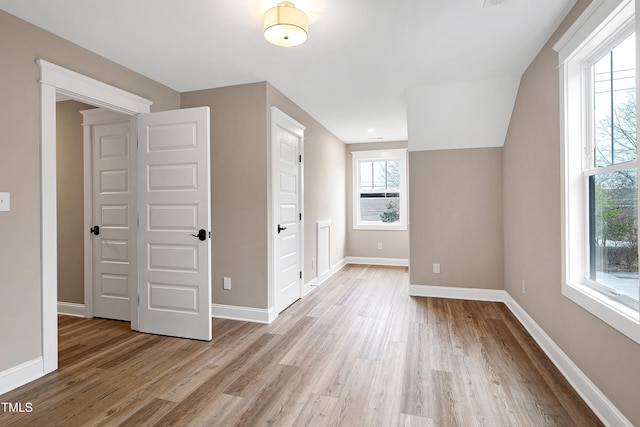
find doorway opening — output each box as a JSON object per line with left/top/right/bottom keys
{"left": 56, "top": 103, "right": 134, "bottom": 322}
{"left": 39, "top": 59, "right": 152, "bottom": 374}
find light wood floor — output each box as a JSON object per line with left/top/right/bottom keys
{"left": 1, "top": 265, "right": 601, "bottom": 426}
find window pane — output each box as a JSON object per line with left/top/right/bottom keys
{"left": 386, "top": 160, "right": 400, "bottom": 190}
{"left": 359, "top": 161, "right": 373, "bottom": 190}
{"left": 360, "top": 194, "right": 400, "bottom": 223}
{"left": 593, "top": 32, "right": 636, "bottom": 167}
{"left": 589, "top": 169, "right": 639, "bottom": 303}
{"left": 372, "top": 161, "right": 386, "bottom": 190}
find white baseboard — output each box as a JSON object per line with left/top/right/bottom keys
{"left": 504, "top": 294, "right": 632, "bottom": 427}
{"left": 305, "top": 257, "right": 348, "bottom": 298}
{"left": 409, "top": 284, "right": 506, "bottom": 302}
{"left": 57, "top": 302, "right": 86, "bottom": 317}
{"left": 346, "top": 256, "right": 408, "bottom": 267}
{"left": 322, "top": 257, "right": 347, "bottom": 284}
{"left": 0, "top": 358, "right": 44, "bottom": 396}
{"left": 303, "top": 278, "right": 318, "bottom": 297}
{"left": 211, "top": 303, "right": 274, "bottom": 324}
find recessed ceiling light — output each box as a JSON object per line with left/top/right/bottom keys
{"left": 367, "top": 128, "right": 376, "bottom": 133}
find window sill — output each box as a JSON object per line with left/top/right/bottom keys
{"left": 562, "top": 281, "right": 640, "bottom": 345}
{"left": 353, "top": 223, "right": 407, "bottom": 231}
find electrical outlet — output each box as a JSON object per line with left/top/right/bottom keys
{"left": 433, "top": 263, "right": 440, "bottom": 274}
{"left": 223, "top": 277, "right": 231, "bottom": 290}
{"left": 377, "top": 242, "right": 383, "bottom": 250}
{"left": 311, "top": 258, "right": 315, "bottom": 269}
{"left": 0, "top": 192, "right": 10, "bottom": 212}
{"left": 521, "top": 280, "right": 526, "bottom": 294}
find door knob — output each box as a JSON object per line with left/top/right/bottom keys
{"left": 190, "top": 229, "right": 207, "bottom": 241}
{"left": 90, "top": 225, "right": 100, "bottom": 236}
{"left": 277, "top": 224, "right": 287, "bottom": 234}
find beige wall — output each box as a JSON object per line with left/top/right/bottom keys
{"left": 346, "top": 141, "right": 409, "bottom": 259}
{"left": 409, "top": 148, "right": 504, "bottom": 289}
{"left": 181, "top": 83, "right": 269, "bottom": 309}
{"left": 56, "top": 100, "right": 94, "bottom": 304}
{"left": 181, "top": 82, "right": 347, "bottom": 309}
{"left": 0, "top": 10, "right": 180, "bottom": 372}
{"left": 267, "top": 84, "right": 347, "bottom": 291}
{"left": 503, "top": 0, "right": 640, "bottom": 423}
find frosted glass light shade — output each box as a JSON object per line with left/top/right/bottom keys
{"left": 264, "top": 1, "right": 308, "bottom": 47}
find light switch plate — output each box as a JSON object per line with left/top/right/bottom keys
{"left": 0, "top": 192, "right": 10, "bottom": 212}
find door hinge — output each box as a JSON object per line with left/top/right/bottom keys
{"left": 299, "top": 154, "right": 302, "bottom": 163}
{"left": 300, "top": 271, "right": 302, "bottom": 279}
{"left": 137, "top": 295, "right": 140, "bottom": 306}
{"left": 299, "top": 213, "right": 302, "bottom": 221}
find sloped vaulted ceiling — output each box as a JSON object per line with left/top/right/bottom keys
{"left": 0, "top": 0, "right": 576, "bottom": 149}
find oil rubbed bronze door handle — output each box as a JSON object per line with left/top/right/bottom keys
{"left": 190, "top": 229, "right": 207, "bottom": 241}
{"left": 277, "top": 224, "right": 287, "bottom": 234}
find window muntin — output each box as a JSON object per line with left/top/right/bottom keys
{"left": 352, "top": 149, "right": 407, "bottom": 230}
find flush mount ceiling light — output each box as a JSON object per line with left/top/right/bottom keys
{"left": 482, "top": 0, "right": 511, "bottom": 7}
{"left": 264, "top": 1, "right": 308, "bottom": 47}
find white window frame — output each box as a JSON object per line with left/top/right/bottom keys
{"left": 555, "top": 0, "right": 640, "bottom": 344}
{"left": 352, "top": 149, "right": 407, "bottom": 231}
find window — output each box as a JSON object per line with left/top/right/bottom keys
{"left": 555, "top": 0, "right": 639, "bottom": 343}
{"left": 352, "top": 149, "right": 407, "bottom": 230}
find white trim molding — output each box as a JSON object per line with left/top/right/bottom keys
{"left": 303, "top": 278, "right": 318, "bottom": 297}
{"left": 38, "top": 60, "right": 153, "bottom": 115}
{"left": 409, "top": 284, "right": 505, "bottom": 302}
{"left": 351, "top": 149, "right": 408, "bottom": 231}
{"left": 211, "top": 304, "right": 275, "bottom": 324}
{"left": 304, "top": 257, "right": 348, "bottom": 297}
{"left": 553, "top": 0, "right": 640, "bottom": 345}
{"left": 0, "top": 358, "right": 44, "bottom": 396}
{"left": 327, "top": 258, "right": 348, "bottom": 281}
{"left": 504, "top": 294, "right": 633, "bottom": 427}
{"left": 38, "top": 59, "right": 153, "bottom": 378}
{"left": 346, "top": 256, "right": 408, "bottom": 267}
{"left": 57, "top": 302, "right": 86, "bottom": 317}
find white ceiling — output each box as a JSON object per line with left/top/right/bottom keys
{"left": 0, "top": 0, "right": 575, "bottom": 145}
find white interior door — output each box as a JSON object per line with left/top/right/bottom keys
{"left": 89, "top": 116, "right": 133, "bottom": 321}
{"left": 272, "top": 108, "right": 304, "bottom": 314}
{"left": 137, "top": 107, "right": 211, "bottom": 341}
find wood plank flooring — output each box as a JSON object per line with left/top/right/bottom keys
{"left": 0, "top": 265, "right": 602, "bottom": 426}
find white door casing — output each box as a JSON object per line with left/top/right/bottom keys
{"left": 137, "top": 107, "right": 212, "bottom": 341}
{"left": 82, "top": 109, "right": 134, "bottom": 321}
{"left": 39, "top": 59, "right": 152, "bottom": 375}
{"left": 271, "top": 107, "right": 305, "bottom": 314}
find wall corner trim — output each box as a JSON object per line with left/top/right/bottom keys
{"left": 0, "top": 358, "right": 44, "bottom": 396}
{"left": 57, "top": 302, "right": 86, "bottom": 318}
{"left": 503, "top": 293, "right": 633, "bottom": 427}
